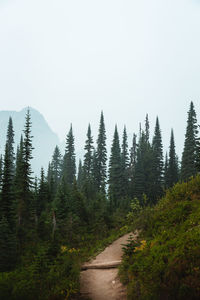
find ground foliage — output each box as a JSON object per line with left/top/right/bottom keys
{"left": 120, "top": 175, "right": 200, "bottom": 300}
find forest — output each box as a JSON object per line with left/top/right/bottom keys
{"left": 0, "top": 101, "right": 200, "bottom": 299}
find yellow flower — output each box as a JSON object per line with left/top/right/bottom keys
{"left": 134, "top": 240, "right": 147, "bottom": 252}
{"left": 61, "top": 245, "right": 68, "bottom": 253}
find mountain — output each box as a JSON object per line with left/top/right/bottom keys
{"left": 0, "top": 107, "right": 60, "bottom": 175}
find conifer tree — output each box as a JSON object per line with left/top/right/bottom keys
{"left": 181, "top": 101, "right": 199, "bottom": 180}
{"left": 96, "top": 112, "right": 107, "bottom": 194}
{"left": 164, "top": 152, "right": 169, "bottom": 189}
{"left": 63, "top": 125, "right": 76, "bottom": 186}
{"left": 129, "top": 134, "right": 137, "bottom": 198}
{"left": 1, "top": 143, "right": 16, "bottom": 230}
{"left": 166, "top": 129, "right": 179, "bottom": 187}
{"left": 51, "top": 146, "right": 62, "bottom": 189}
{"left": 121, "top": 126, "right": 129, "bottom": 198}
{"left": 83, "top": 124, "right": 94, "bottom": 179}
{"left": 6, "top": 117, "right": 15, "bottom": 173}
{"left": 151, "top": 117, "right": 164, "bottom": 202}
{"left": 145, "top": 114, "right": 150, "bottom": 143}
{"left": 108, "top": 126, "right": 122, "bottom": 208}
{"left": 77, "top": 159, "right": 83, "bottom": 189}
{"left": 23, "top": 109, "right": 34, "bottom": 191}
{"left": 37, "top": 168, "right": 49, "bottom": 238}
{"left": 14, "top": 136, "right": 25, "bottom": 226}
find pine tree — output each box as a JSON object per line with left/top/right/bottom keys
{"left": 108, "top": 126, "right": 122, "bottom": 209}
{"left": 23, "top": 109, "right": 34, "bottom": 191}
{"left": 166, "top": 129, "right": 179, "bottom": 187}
{"left": 145, "top": 114, "right": 150, "bottom": 143}
{"left": 83, "top": 124, "right": 94, "bottom": 179}
{"left": 129, "top": 133, "right": 137, "bottom": 198}
{"left": 6, "top": 117, "right": 15, "bottom": 174}
{"left": 63, "top": 125, "right": 76, "bottom": 186}
{"left": 151, "top": 117, "right": 164, "bottom": 203}
{"left": 37, "top": 168, "right": 49, "bottom": 238}
{"left": 14, "top": 136, "right": 25, "bottom": 226}
{"left": 96, "top": 112, "right": 107, "bottom": 194}
{"left": 77, "top": 159, "right": 83, "bottom": 189}
{"left": 181, "top": 101, "right": 199, "bottom": 180}
{"left": 121, "top": 126, "right": 129, "bottom": 198}
{"left": 51, "top": 146, "right": 62, "bottom": 189}
{"left": 164, "top": 152, "right": 169, "bottom": 189}
{"left": 1, "top": 143, "right": 16, "bottom": 230}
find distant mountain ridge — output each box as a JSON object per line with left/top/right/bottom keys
{"left": 0, "top": 107, "right": 60, "bottom": 175}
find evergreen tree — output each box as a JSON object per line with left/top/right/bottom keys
{"left": 6, "top": 117, "right": 15, "bottom": 173}
{"left": 181, "top": 101, "right": 199, "bottom": 180}
{"left": 14, "top": 136, "right": 25, "bottom": 226}
{"left": 129, "top": 134, "right": 137, "bottom": 198}
{"left": 1, "top": 143, "right": 16, "bottom": 230}
{"left": 77, "top": 159, "right": 83, "bottom": 189}
{"left": 37, "top": 168, "right": 49, "bottom": 238}
{"left": 96, "top": 112, "right": 107, "bottom": 194}
{"left": 166, "top": 129, "right": 179, "bottom": 187}
{"left": 108, "top": 126, "right": 122, "bottom": 208}
{"left": 145, "top": 114, "right": 150, "bottom": 143}
{"left": 134, "top": 129, "right": 154, "bottom": 205}
{"left": 23, "top": 109, "right": 34, "bottom": 191}
{"left": 164, "top": 152, "right": 169, "bottom": 189}
{"left": 151, "top": 117, "right": 164, "bottom": 203}
{"left": 121, "top": 126, "right": 129, "bottom": 198}
{"left": 63, "top": 125, "right": 76, "bottom": 186}
{"left": 51, "top": 145, "right": 62, "bottom": 190}
{"left": 83, "top": 124, "right": 94, "bottom": 179}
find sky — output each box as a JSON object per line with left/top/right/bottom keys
{"left": 0, "top": 0, "right": 200, "bottom": 157}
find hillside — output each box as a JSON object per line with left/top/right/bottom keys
{"left": 0, "top": 107, "right": 60, "bottom": 175}
{"left": 120, "top": 176, "right": 200, "bottom": 300}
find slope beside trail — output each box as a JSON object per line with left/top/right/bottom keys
{"left": 80, "top": 233, "right": 136, "bottom": 300}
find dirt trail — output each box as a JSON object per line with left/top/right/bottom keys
{"left": 80, "top": 233, "right": 136, "bottom": 300}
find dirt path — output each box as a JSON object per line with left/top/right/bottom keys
{"left": 80, "top": 233, "right": 136, "bottom": 300}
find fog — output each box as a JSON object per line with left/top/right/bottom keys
{"left": 0, "top": 0, "right": 200, "bottom": 157}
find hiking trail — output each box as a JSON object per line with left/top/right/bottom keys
{"left": 80, "top": 232, "right": 137, "bottom": 300}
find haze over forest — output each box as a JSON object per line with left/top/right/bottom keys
{"left": 0, "top": 0, "right": 200, "bottom": 159}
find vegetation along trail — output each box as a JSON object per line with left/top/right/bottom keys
{"left": 80, "top": 233, "right": 136, "bottom": 300}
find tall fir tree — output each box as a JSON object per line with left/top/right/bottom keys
{"left": 14, "top": 136, "right": 25, "bottom": 226}
{"left": 51, "top": 145, "right": 62, "bottom": 190}
{"left": 166, "top": 129, "right": 179, "bottom": 188}
{"left": 77, "top": 159, "right": 83, "bottom": 189}
{"left": 6, "top": 117, "right": 15, "bottom": 174}
{"left": 63, "top": 125, "right": 76, "bottom": 186}
{"left": 96, "top": 112, "right": 107, "bottom": 194}
{"left": 129, "top": 133, "right": 137, "bottom": 198}
{"left": 108, "top": 126, "right": 122, "bottom": 209}
{"left": 83, "top": 124, "right": 94, "bottom": 179}
{"left": 23, "top": 109, "right": 34, "bottom": 191}
{"left": 121, "top": 126, "right": 129, "bottom": 198}
{"left": 181, "top": 101, "right": 199, "bottom": 180}
{"left": 1, "top": 143, "right": 16, "bottom": 230}
{"left": 151, "top": 117, "right": 164, "bottom": 203}
{"left": 164, "top": 152, "right": 169, "bottom": 189}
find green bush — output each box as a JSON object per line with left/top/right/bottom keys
{"left": 0, "top": 244, "right": 80, "bottom": 300}
{"left": 120, "top": 175, "right": 200, "bottom": 300}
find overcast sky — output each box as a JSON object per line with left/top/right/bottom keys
{"left": 0, "top": 0, "right": 200, "bottom": 157}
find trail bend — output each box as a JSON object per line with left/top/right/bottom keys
{"left": 80, "top": 232, "right": 137, "bottom": 300}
